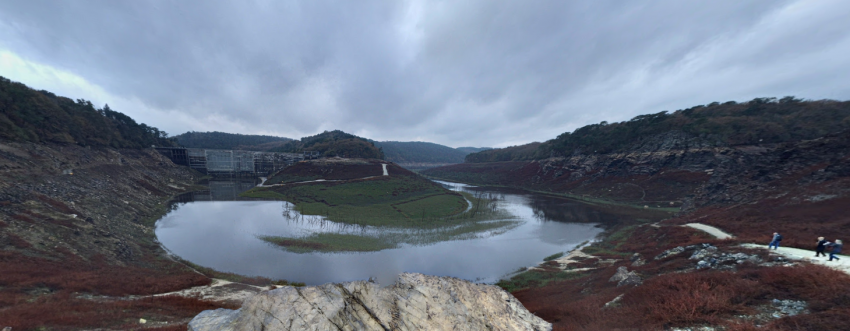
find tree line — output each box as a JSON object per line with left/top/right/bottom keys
{"left": 172, "top": 131, "right": 291, "bottom": 150}
{"left": 0, "top": 76, "right": 173, "bottom": 148}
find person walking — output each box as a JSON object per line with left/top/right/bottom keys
{"left": 826, "top": 239, "right": 842, "bottom": 261}
{"left": 768, "top": 232, "right": 782, "bottom": 250}
{"left": 816, "top": 237, "right": 828, "bottom": 257}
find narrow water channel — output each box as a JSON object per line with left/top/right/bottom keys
{"left": 155, "top": 179, "right": 629, "bottom": 285}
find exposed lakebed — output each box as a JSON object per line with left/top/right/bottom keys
{"left": 155, "top": 179, "right": 647, "bottom": 285}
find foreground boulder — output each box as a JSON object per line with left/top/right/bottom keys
{"left": 189, "top": 273, "right": 551, "bottom": 331}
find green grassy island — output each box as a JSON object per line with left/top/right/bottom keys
{"left": 242, "top": 158, "right": 516, "bottom": 252}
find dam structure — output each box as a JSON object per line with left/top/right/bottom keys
{"left": 155, "top": 147, "right": 303, "bottom": 177}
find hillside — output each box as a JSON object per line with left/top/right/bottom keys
{"left": 270, "top": 130, "right": 384, "bottom": 159}
{"left": 173, "top": 131, "right": 291, "bottom": 151}
{"left": 374, "top": 141, "right": 467, "bottom": 164}
{"left": 0, "top": 76, "right": 173, "bottom": 148}
{"left": 428, "top": 97, "right": 850, "bottom": 210}
{"left": 463, "top": 97, "right": 850, "bottom": 163}
{"left": 424, "top": 98, "right": 850, "bottom": 238}
{"left": 455, "top": 146, "right": 492, "bottom": 154}
{"left": 463, "top": 142, "right": 541, "bottom": 163}
{"left": 0, "top": 80, "right": 237, "bottom": 329}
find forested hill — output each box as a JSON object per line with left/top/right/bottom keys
{"left": 465, "top": 97, "right": 850, "bottom": 163}
{"left": 373, "top": 141, "right": 478, "bottom": 164}
{"left": 455, "top": 147, "right": 492, "bottom": 154}
{"left": 271, "top": 130, "right": 384, "bottom": 159}
{"left": 173, "top": 131, "right": 291, "bottom": 151}
{"left": 464, "top": 143, "right": 541, "bottom": 163}
{"left": 0, "top": 76, "right": 173, "bottom": 148}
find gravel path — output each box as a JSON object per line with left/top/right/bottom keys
{"left": 683, "top": 223, "right": 734, "bottom": 239}
{"left": 742, "top": 244, "right": 850, "bottom": 274}
{"left": 684, "top": 223, "right": 850, "bottom": 275}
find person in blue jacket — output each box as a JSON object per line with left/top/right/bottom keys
{"left": 768, "top": 232, "right": 782, "bottom": 250}
{"left": 825, "top": 239, "right": 842, "bottom": 261}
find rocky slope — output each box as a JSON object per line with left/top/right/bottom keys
{"left": 423, "top": 130, "right": 850, "bottom": 212}
{"left": 0, "top": 141, "right": 196, "bottom": 263}
{"left": 0, "top": 140, "right": 235, "bottom": 330}
{"left": 188, "top": 273, "right": 551, "bottom": 331}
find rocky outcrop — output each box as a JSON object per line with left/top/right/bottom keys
{"left": 188, "top": 273, "right": 551, "bottom": 331}
{"left": 608, "top": 266, "right": 642, "bottom": 287}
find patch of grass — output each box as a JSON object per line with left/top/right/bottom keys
{"left": 607, "top": 225, "right": 637, "bottom": 244}
{"left": 393, "top": 193, "right": 467, "bottom": 219}
{"left": 497, "top": 269, "right": 588, "bottom": 292}
{"left": 543, "top": 252, "right": 564, "bottom": 261}
{"left": 581, "top": 246, "right": 632, "bottom": 257}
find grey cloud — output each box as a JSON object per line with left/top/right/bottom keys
{"left": 0, "top": 0, "right": 847, "bottom": 147}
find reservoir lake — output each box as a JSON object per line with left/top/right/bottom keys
{"left": 155, "top": 179, "right": 627, "bottom": 285}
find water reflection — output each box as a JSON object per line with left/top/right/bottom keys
{"left": 155, "top": 179, "right": 657, "bottom": 285}
{"left": 172, "top": 178, "right": 260, "bottom": 202}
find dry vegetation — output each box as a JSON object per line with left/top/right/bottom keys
{"left": 0, "top": 248, "right": 235, "bottom": 330}
{"left": 509, "top": 225, "right": 850, "bottom": 331}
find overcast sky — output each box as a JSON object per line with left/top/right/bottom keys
{"left": 1, "top": 1, "right": 849, "bottom": 148}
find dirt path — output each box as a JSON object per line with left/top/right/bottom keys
{"left": 683, "top": 223, "right": 734, "bottom": 239}
{"left": 685, "top": 223, "right": 850, "bottom": 275}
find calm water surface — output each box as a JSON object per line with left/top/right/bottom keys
{"left": 156, "top": 179, "right": 617, "bottom": 285}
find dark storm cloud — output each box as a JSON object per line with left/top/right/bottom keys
{"left": 1, "top": 0, "right": 848, "bottom": 147}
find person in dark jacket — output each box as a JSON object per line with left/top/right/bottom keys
{"left": 816, "top": 237, "right": 828, "bottom": 257}
{"left": 768, "top": 232, "right": 782, "bottom": 250}
{"left": 825, "top": 239, "right": 842, "bottom": 261}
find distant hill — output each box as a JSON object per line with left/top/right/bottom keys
{"left": 455, "top": 147, "right": 492, "bottom": 154}
{"left": 464, "top": 143, "right": 542, "bottom": 163}
{"left": 271, "top": 130, "right": 384, "bottom": 159}
{"left": 173, "top": 131, "right": 291, "bottom": 151}
{"left": 0, "top": 76, "right": 173, "bottom": 148}
{"left": 372, "top": 141, "right": 492, "bottom": 170}
{"left": 374, "top": 141, "right": 468, "bottom": 164}
{"left": 464, "top": 97, "right": 850, "bottom": 163}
